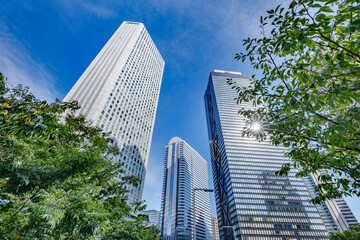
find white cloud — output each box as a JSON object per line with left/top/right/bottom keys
{"left": 55, "top": 0, "right": 118, "bottom": 19}
{"left": 147, "top": 0, "right": 288, "bottom": 71}
{"left": 79, "top": 1, "right": 117, "bottom": 19}
{"left": 0, "top": 21, "right": 61, "bottom": 102}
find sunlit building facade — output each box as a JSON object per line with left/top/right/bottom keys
{"left": 159, "top": 137, "right": 212, "bottom": 240}
{"left": 63, "top": 21, "right": 164, "bottom": 203}
{"left": 204, "top": 70, "right": 329, "bottom": 240}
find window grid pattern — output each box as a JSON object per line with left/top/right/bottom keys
{"left": 204, "top": 71, "right": 329, "bottom": 239}
{"left": 159, "top": 137, "right": 212, "bottom": 240}
{"left": 64, "top": 22, "right": 164, "bottom": 203}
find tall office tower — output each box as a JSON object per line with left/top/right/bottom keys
{"left": 304, "top": 172, "right": 358, "bottom": 233}
{"left": 211, "top": 216, "right": 220, "bottom": 240}
{"left": 63, "top": 21, "right": 164, "bottom": 203}
{"left": 159, "top": 137, "right": 212, "bottom": 240}
{"left": 204, "top": 70, "right": 329, "bottom": 240}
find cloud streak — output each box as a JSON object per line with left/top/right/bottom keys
{"left": 0, "top": 20, "right": 61, "bottom": 102}
{"left": 79, "top": 1, "right": 117, "bottom": 19}
{"left": 55, "top": 0, "right": 118, "bottom": 19}
{"left": 147, "top": 0, "right": 288, "bottom": 74}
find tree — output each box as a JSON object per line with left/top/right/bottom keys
{"left": 330, "top": 224, "right": 360, "bottom": 240}
{"left": 0, "top": 73, "right": 159, "bottom": 239}
{"left": 230, "top": 0, "right": 360, "bottom": 203}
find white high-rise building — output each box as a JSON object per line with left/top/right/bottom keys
{"left": 211, "top": 216, "right": 220, "bottom": 240}
{"left": 63, "top": 21, "right": 164, "bottom": 203}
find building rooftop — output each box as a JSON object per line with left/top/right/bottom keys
{"left": 213, "top": 69, "right": 242, "bottom": 75}
{"left": 168, "top": 136, "right": 182, "bottom": 144}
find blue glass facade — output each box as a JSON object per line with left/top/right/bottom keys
{"left": 204, "top": 71, "right": 329, "bottom": 240}
{"left": 159, "top": 137, "right": 212, "bottom": 240}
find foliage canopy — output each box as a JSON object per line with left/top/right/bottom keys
{"left": 329, "top": 224, "right": 360, "bottom": 240}
{"left": 230, "top": 0, "right": 360, "bottom": 203}
{"left": 0, "top": 73, "right": 159, "bottom": 239}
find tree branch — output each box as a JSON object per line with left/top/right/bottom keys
{"left": 301, "top": 2, "right": 360, "bottom": 59}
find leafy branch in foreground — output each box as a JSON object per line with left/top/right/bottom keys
{"left": 0, "top": 73, "right": 159, "bottom": 239}
{"left": 330, "top": 224, "right": 360, "bottom": 240}
{"left": 230, "top": 0, "right": 360, "bottom": 203}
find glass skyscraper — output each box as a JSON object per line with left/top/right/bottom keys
{"left": 159, "top": 137, "right": 212, "bottom": 240}
{"left": 204, "top": 70, "right": 329, "bottom": 240}
{"left": 63, "top": 21, "right": 164, "bottom": 203}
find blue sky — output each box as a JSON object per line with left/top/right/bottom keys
{"left": 1, "top": 0, "right": 359, "bottom": 220}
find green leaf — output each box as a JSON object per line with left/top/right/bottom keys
{"left": 336, "top": 51, "right": 344, "bottom": 61}
{"left": 349, "top": 19, "right": 360, "bottom": 28}
{"left": 319, "top": 6, "right": 333, "bottom": 13}
{"left": 315, "top": 13, "right": 326, "bottom": 22}
{"left": 335, "top": 125, "right": 346, "bottom": 132}
{"left": 310, "top": 3, "right": 322, "bottom": 8}
{"left": 337, "top": 26, "right": 347, "bottom": 33}
{"left": 289, "top": 0, "right": 296, "bottom": 9}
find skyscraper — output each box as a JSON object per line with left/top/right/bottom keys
{"left": 304, "top": 172, "right": 358, "bottom": 233}
{"left": 211, "top": 216, "right": 220, "bottom": 240}
{"left": 204, "top": 70, "right": 329, "bottom": 240}
{"left": 63, "top": 21, "right": 164, "bottom": 203}
{"left": 159, "top": 137, "right": 212, "bottom": 240}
